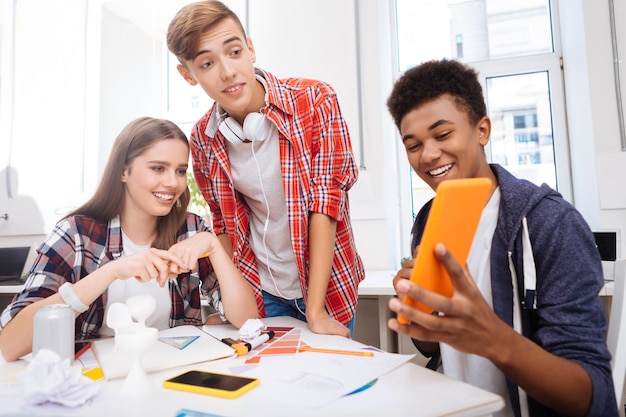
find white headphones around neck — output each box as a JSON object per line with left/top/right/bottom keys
{"left": 219, "top": 112, "right": 276, "bottom": 144}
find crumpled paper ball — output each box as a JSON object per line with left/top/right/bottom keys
{"left": 19, "top": 348, "right": 100, "bottom": 408}
{"left": 238, "top": 318, "right": 267, "bottom": 340}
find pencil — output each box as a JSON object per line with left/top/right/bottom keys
{"left": 298, "top": 346, "right": 374, "bottom": 357}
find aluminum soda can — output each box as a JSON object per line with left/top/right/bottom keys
{"left": 33, "top": 304, "right": 74, "bottom": 363}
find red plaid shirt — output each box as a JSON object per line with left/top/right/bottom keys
{"left": 190, "top": 69, "right": 365, "bottom": 326}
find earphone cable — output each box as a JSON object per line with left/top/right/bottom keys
{"left": 250, "top": 141, "right": 306, "bottom": 317}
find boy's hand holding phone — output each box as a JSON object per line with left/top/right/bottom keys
{"left": 398, "top": 178, "right": 491, "bottom": 322}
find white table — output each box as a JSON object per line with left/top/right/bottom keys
{"left": 357, "top": 270, "right": 397, "bottom": 352}
{"left": 3, "top": 267, "right": 613, "bottom": 352}
{"left": 358, "top": 269, "right": 617, "bottom": 353}
{"left": 1, "top": 272, "right": 400, "bottom": 350}
{"left": 0, "top": 281, "right": 24, "bottom": 294}
{"left": 0, "top": 317, "right": 504, "bottom": 417}
{"left": 600, "top": 281, "right": 614, "bottom": 297}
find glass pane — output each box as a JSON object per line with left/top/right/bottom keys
{"left": 409, "top": 72, "right": 558, "bottom": 214}
{"left": 395, "top": 0, "right": 553, "bottom": 70}
{"left": 485, "top": 72, "right": 557, "bottom": 189}
{"left": 166, "top": 52, "right": 215, "bottom": 125}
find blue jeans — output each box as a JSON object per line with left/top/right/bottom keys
{"left": 262, "top": 290, "right": 356, "bottom": 337}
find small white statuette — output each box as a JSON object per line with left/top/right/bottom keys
{"left": 106, "top": 295, "right": 158, "bottom": 396}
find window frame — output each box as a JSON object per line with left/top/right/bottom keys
{"left": 391, "top": 0, "right": 571, "bottom": 257}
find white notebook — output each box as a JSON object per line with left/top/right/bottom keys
{"left": 92, "top": 325, "right": 236, "bottom": 380}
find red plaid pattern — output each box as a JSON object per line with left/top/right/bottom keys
{"left": 190, "top": 69, "right": 365, "bottom": 325}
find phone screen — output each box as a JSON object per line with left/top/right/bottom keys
{"left": 163, "top": 370, "right": 259, "bottom": 398}
{"left": 169, "top": 370, "right": 254, "bottom": 391}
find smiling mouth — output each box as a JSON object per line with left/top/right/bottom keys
{"left": 224, "top": 84, "right": 242, "bottom": 93}
{"left": 428, "top": 163, "right": 453, "bottom": 177}
{"left": 153, "top": 192, "right": 175, "bottom": 201}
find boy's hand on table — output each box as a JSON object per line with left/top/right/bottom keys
{"left": 307, "top": 310, "right": 350, "bottom": 338}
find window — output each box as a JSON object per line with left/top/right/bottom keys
{"left": 0, "top": 0, "right": 227, "bottom": 231}
{"left": 394, "top": 0, "right": 570, "bottom": 218}
{"left": 0, "top": 0, "right": 92, "bottom": 198}
{"left": 487, "top": 71, "right": 557, "bottom": 187}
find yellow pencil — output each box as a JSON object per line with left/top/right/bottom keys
{"left": 167, "top": 252, "right": 211, "bottom": 264}
{"left": 298, "top": 346, "right": 374, "bottom": 357}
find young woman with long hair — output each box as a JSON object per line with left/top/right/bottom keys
{"left": 0, "top": 117, "right": 258, "bottom": 362}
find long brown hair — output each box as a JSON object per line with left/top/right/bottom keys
{"left": 66, "top": 117, "right": 191, "bottom": 249}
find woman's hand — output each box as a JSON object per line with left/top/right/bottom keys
{"left": 106, "top": 248, "right": 185, "bottom": 287}
{"left": 167, "top": 232, "right": 216, "bottom": 273}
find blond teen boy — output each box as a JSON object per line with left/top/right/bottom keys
{"left": 167, "top": 1, "right": 364, "bottom": 337}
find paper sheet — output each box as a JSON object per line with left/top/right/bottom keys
{"left": 232, "top": 349, "right": 414, "bottom": 409}
{"left": 92, "top": 325, "right": 235, "bottom": 380}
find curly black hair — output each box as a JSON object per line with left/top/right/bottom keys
{"left": 386, "top": 59, "right": 487, "bottom": 131}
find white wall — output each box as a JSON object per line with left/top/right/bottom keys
{"left": 560, "top": 0, "right": 626, "bottom": 257}
{"left": 248, "top": 0, "right": 400, "bottom": 270}
{"left": 1, "top": 0, "right": 625, "bottom": 268}
{"left": 0, "top": 0, "right": 98, "bottom": 269}
{"left": 98, "top": 7, "right": 166, "bottom": 172}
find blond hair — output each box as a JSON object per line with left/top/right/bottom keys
{"left": 167, "top": 0, "right": 246, "bottom": 62}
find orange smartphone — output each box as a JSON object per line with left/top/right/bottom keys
{"left": 398, "top": 178, "right": 492, "bottom": 322}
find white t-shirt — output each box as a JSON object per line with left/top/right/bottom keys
{"left": 439, "top": 187, "right": 514, "bottom": 417}
{"left": 227, "top": 133, "right": 302, "bottom": 300}
{"left": 99, "top": 232, "right": 171, "bottom": 336}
